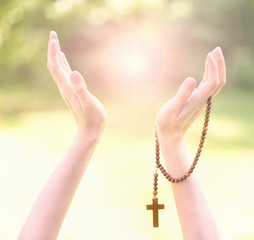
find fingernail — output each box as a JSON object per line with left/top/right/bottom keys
{"left": 51, "top": 39, "right": 60, "bottom": 52}
{"left": 185, "top": 77, "right": 196, "bottom": 87}
{"left": 71, "top": 71, "right": 79, "bottom": 79}
{"left": 214, "top": 46, "right": 222, "bottom": 53}
{"left": 50, "top": 31, "right": 57, "bottom": 39}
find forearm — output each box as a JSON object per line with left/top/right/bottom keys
{"left": 158, "top": 134, "right": 220, "bottom": 240}
{"left": 18, "top": 128, "right": 103, "bottom": 240}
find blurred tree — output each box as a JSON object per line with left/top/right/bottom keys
{"left": 0, "top": 0, "right": 253, "bottom": 113}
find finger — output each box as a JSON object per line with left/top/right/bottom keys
{"left": 172, "top": 77, "right": 196, "bottom": 111}
{"left": 49, "top": 34, "right": 71, "bottom": 77}
{"left": 60, "top": 52, "right": 72, "bottom": 75}
{"left": 54, "top": 67, "right": 76, "bottom": 101}
{"left": 49, "top": 39, "right": 75, "bottom": 100}
{"left": 47, "top": 31, "right": 58, "bottom": 68}
{"left": 198, "top": 53, "right": 209, "bottom": 88}
{"left": 49, "top": 39, "right": 62, "bottom": 83}
{"left": 48, "top": 32, "right": 64, "bottom": 72}
{"left": 70, "top": 71, "right": 89, "bottom": 110}
{"left": 47, "top": 31, "right": 57, "bottom": 53}
{"left": 196, "top": 53, "right": 219, "bottom": 101}
{"left": 211, "top": 47, "right": 226, "bottom": 97}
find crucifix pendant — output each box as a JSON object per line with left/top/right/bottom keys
{"left": 146, "top": 196, "right": 165, "bottom": 227}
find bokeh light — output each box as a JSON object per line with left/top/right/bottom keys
{"left": 0, "top": 0, "right": 254, "bottom": 240}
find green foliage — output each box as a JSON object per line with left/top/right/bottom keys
{"left": 0, "top": 0, "right": 254, "bottom": 113}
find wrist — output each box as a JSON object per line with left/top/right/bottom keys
{"left": 76, "top": 125, "right": 104, "bottom": 143}
{"left": 157, "top": 130, "right": 186, "bottom": 147}
{"left": 156, "top": 131, "right": 189, "bottom": 167}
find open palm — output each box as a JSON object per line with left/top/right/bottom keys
{"left": 156, "top": 47, "right": 226, "bottom": 137}
{"left": 47, "top": 31, "right": 107, "bottom": 132}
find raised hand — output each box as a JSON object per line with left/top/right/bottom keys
{"left": 154, "top": 48, "right": 225, "bottom": 239}
{"left": 156, "top": 47, "right": 226, "bottom": 139}
{"left": 18, "top": 31, "right": 107, "bottom": 240}
{"left": 47, "top": 31, "right": 107, "bottom": 134}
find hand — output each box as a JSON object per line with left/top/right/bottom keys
{"left": 156, "top": 47, "right": 226, "bottom": 140}
{"left": 47, "top": 31, "right": 107, "bottom": 134}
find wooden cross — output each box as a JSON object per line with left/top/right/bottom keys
{"left": 146, "top": 197, "right": 164, "bottom": 227}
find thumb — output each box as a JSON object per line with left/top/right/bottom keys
{"left": 173, "top": 77, "right": 196, "bottom": 110}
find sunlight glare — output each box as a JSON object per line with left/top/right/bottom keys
{"left": 105, "top": 32, "right": 165, "bottom": 92}
{"left": 123, "top": 50, "right": 148, "bottom": 75}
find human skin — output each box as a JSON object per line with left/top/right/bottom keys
{"left": 18, "top": 31, "right": 107, "bottom": 240}
{"left": 18, "top": 31, "right": 225, "bottom": 240}
{"left": 156, "top": 47, "right": 226, "bottom": 239}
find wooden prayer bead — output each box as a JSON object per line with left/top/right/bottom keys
{"left": 153, "top": 96, "right": 212, "bottom": 189}
{"left": 167, "top": 176, "right": 172, "bottom": 181}
{"left": 149, "top": 97, "right": 212, "bottom": 228}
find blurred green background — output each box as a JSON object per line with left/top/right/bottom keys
{"left": 0, "top": 0, "right": 253, "bottom": 239}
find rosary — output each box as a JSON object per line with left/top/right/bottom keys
{"left": 146, "top": 96, "right": 212, "bottom": 228}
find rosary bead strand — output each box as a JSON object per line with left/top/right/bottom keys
{"left": 153, "top": 172, "right": 158, "bottom": 196}
{"left": 147, "top": 97, "right": 212, "bottom": 228}
{"left": 155, "top": 96, "right": 212, "bottom": 183}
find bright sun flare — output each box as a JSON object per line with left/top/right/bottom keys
{"left": 122, "top": 50, "right": 148, "bottom": 75}
{"left": 105, "top": 33, "right": 165, "bottom": 91}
